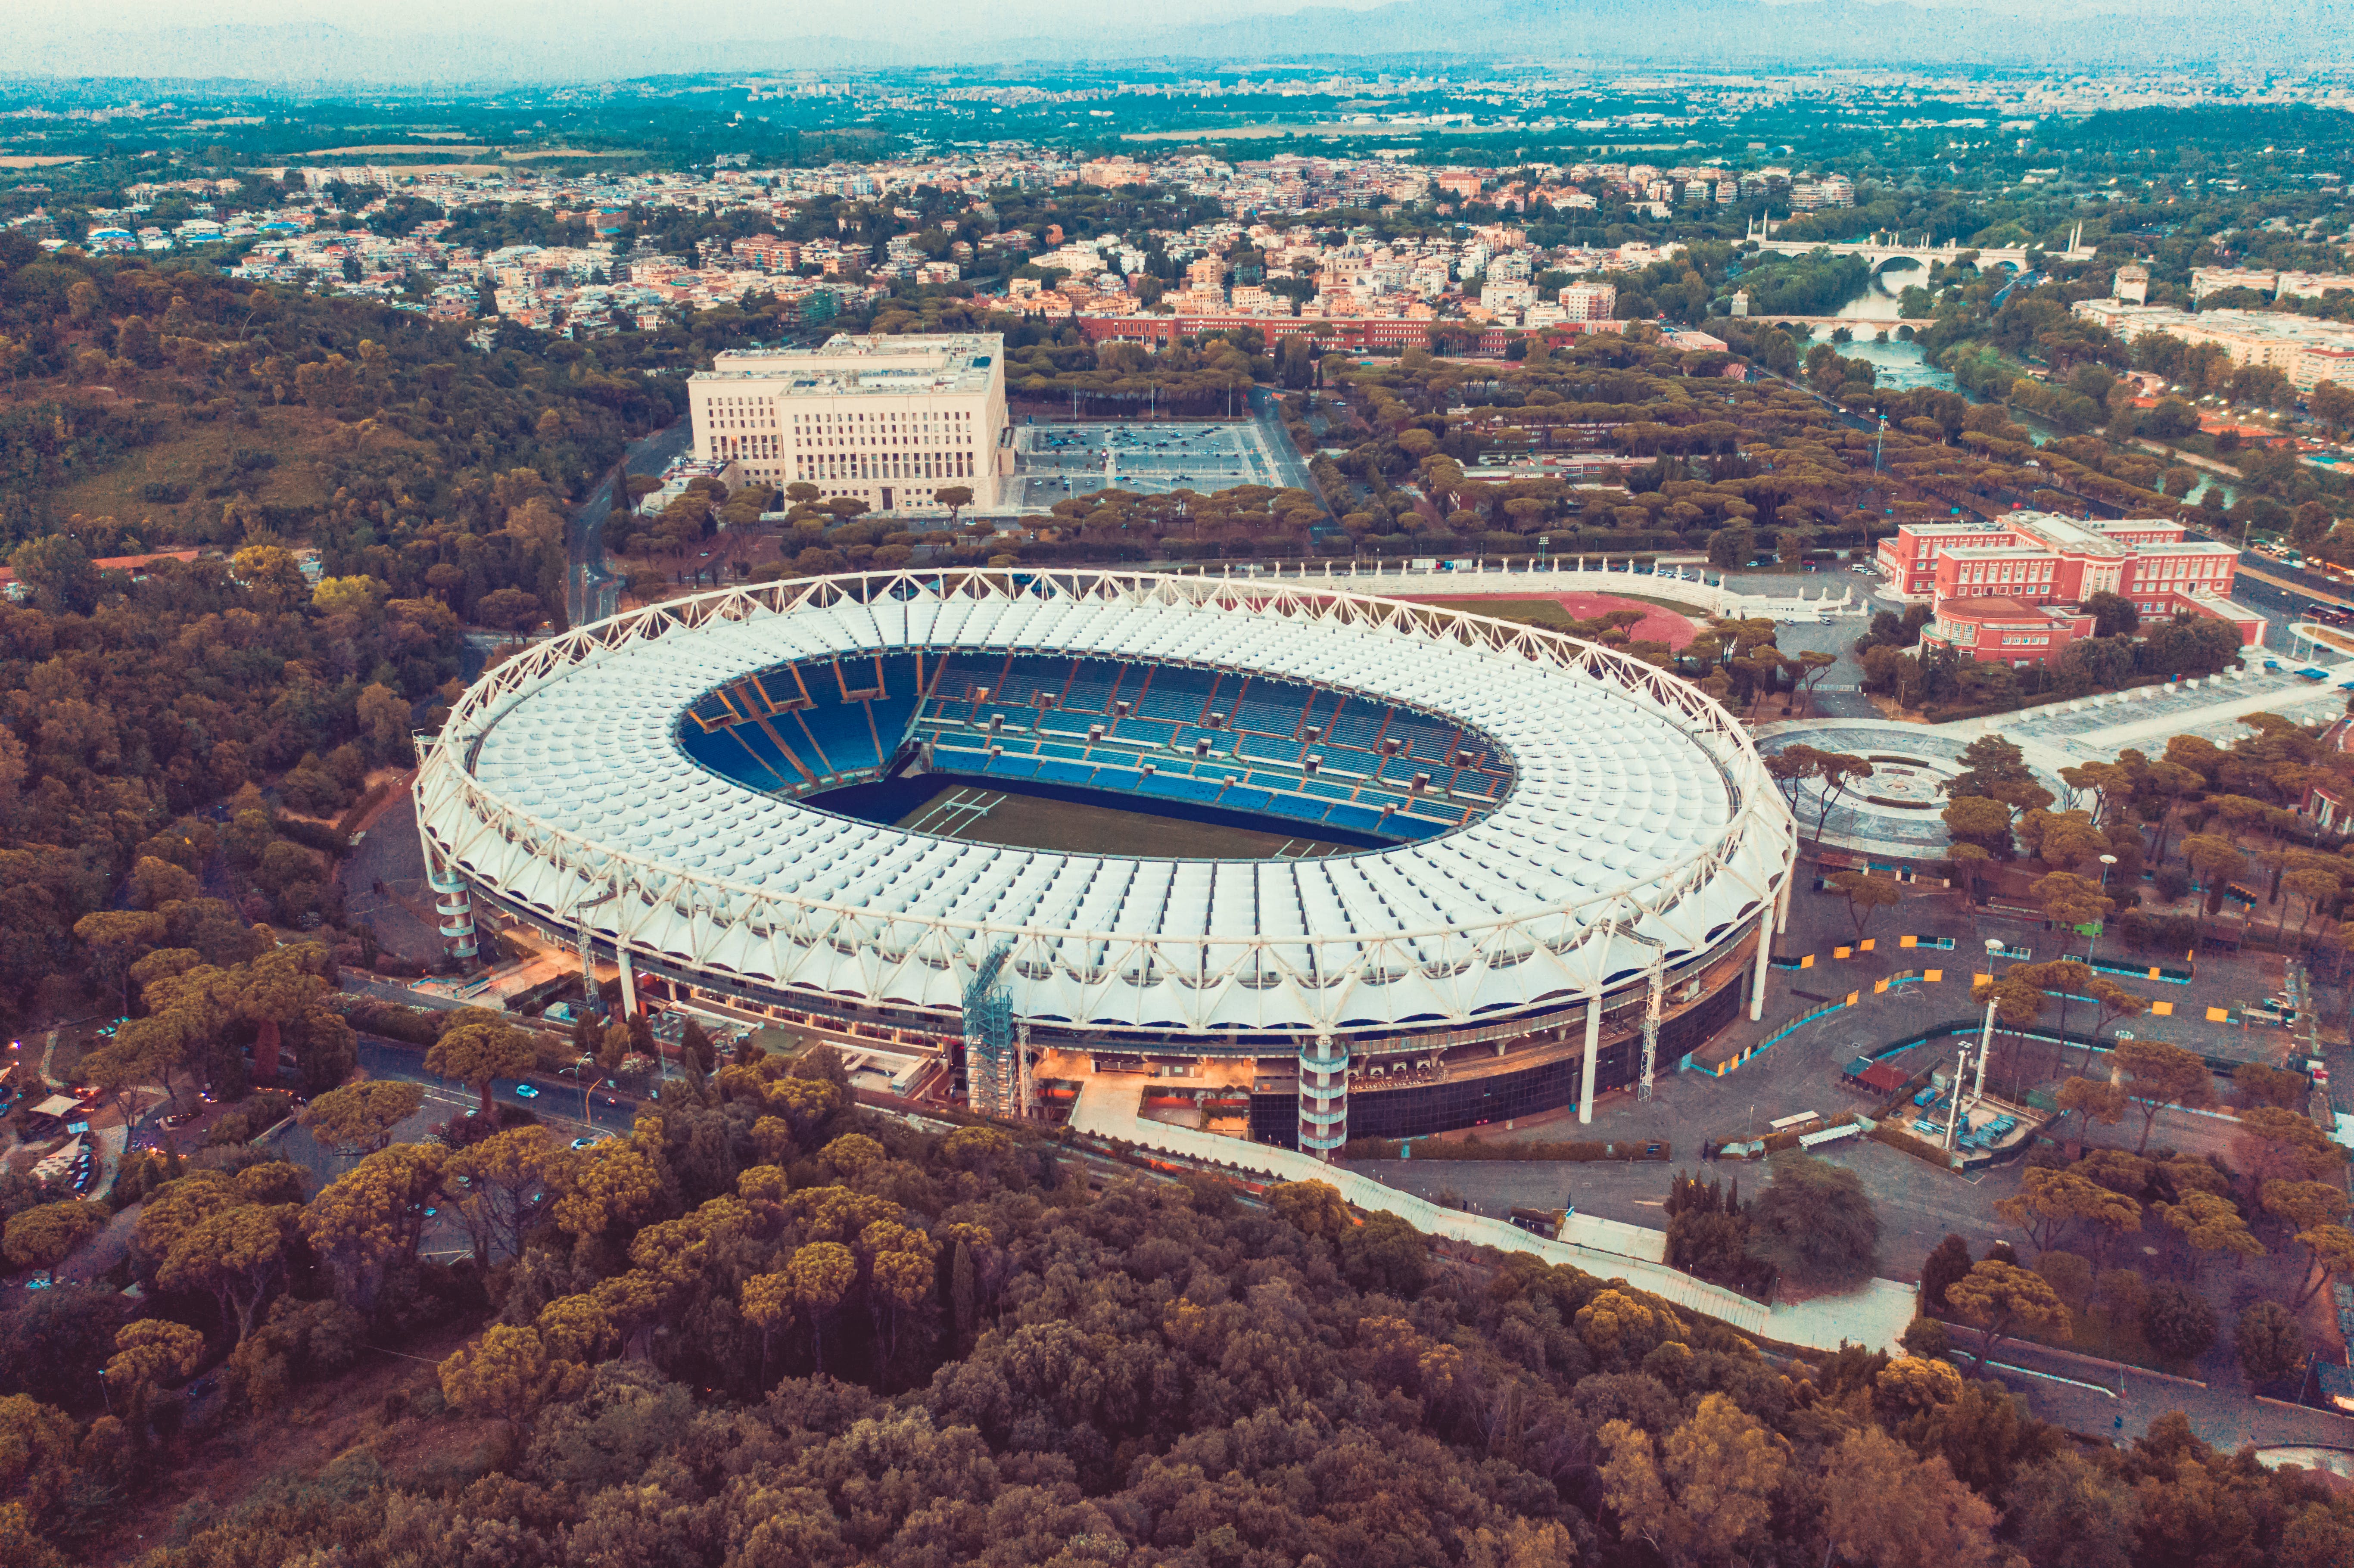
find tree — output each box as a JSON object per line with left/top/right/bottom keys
{"left": 2288, "top": 1222, "right": 2354, "bottom": 1306}
{"left": 1941, "top": 796, "right": 2014, "bottom": 859}
{"left": 1995, "top": 1167, "right": 2141, "bottom": 1261}
{"left": 2083, "top": 591, "right": 2139, "bottom": 640}
{"left": 1828, "top": 870, "right": 1903, "bottom": 940}
{"left": 74, "top": 909, "right": 165, "bottom": 1012}
{"left": 2139, "top": 1278, "right": 2217, "bottom": 1364}
{"left": 1807, "top": 754, "right": 1874, "bottom": 844}
{"left": 2155, "top": 1190, "right": 2264, "bottom": 1279}
{"left": 296, "top": 1080, "right": 423, "bottom": 1157}
{"left": 2235, "top": 1300, "right": 2305, "bottom": 1385}
{"left": 157, "top": 1202, "right": 302, "bottom": 1345}
{"left": 782, "top": 1241, "right": 856, "bottom": 1372}
{"left": 2112, "top": 1037, "right": 2215, "bottom": 1154}
{"left": 300, "top": 1142, "right": 448, "bottom": 1312}
{"left": 1599, "top": 1393, "right": 1786, "bottom": 1567}
{"left": 425, "top": 1009, "right": 539, "bottom": 1116}
{"left": 2054, "top": 1076, "right": 2128, "bottom": 1148}
{"left": 439, "top": 1324, "right": 557, "bottom": 1442}
{"left": 1946, "top": 1259, "right": 2070, "bottom": 1368}
{"left": 2234, "top": 1105, "right": 2351, "bottom": 1183}
{"left": 447, "top": 1125, "right": 559, "bottom": 1268}
{"left": 1, "top": 1202, "right": 106, "bottom": 1285}
{"left": 1706, "top": 523, "right": 1756, "bottom": 569}
{"left": 1268, "top": 1179, "right": 1353, "bottom": 1242}
{"left": 935, "top": 485, "right": 973, "bottom": 527}
{"left": 1819, "top": 1425, "right": 2005, "bottom": 1568}
{"left": 105, "top": 1319, "right": 205, "bottom": 1428}
{"left": 0, "top": 1394, "right": 79, "bottom": 1525}
{"left": 1749, "top": 1151, "right": 1879, "bottom": 1286}
{"left": 1920, "top": 1234, "right": 1973, "bottom": 1312}
{"left": 552, "top": 1136, "right": 666, "bottom": 1242}
{"left": 2262, "top": 1178, "right": 2351, "bottom": 1236}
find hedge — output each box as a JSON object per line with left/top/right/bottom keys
{"left": 330, "top": 996, "right": 448, "bottom": 1047}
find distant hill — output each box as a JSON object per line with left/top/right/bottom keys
{"left": 0, "top": 2, "right": 2338, "bottom": 83}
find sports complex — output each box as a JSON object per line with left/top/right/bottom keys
{"left": 414, "top": 570, "right": 1797, "bottom": 1151}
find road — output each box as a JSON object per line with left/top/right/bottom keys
{"left": 570, "top": 420, "right": 696, "bottom": 624}
{"left": 1246, "top": 386, "right": 1328, "bottom": 515}
{"left": 357, "top": 1036, "right": 647, "bottom": 1140}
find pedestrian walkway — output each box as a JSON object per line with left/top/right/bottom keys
{"left": 1068, "top": 1077, "right": 1915, "bottom": 1353}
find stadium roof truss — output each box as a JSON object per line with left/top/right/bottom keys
{"left": 417, "top": 569, "right": 1797, "bottom": 1040}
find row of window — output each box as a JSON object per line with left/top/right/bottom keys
{"left": 798, "top": 451, "right": 974, "bottom": 483}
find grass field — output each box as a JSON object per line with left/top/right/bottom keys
{"left": 42, "top": 405, "right": 419, "bottom": 527}
{"left": 894, "top": 784, "right": 1355, "bottom": 860}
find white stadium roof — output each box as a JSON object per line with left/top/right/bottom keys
{"left": 417, "top": 571, "right": 1794, "bottom": 1040}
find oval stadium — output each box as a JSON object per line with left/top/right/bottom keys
{"left": 413, "top": 570, "right": 1797, "bottom": 1153}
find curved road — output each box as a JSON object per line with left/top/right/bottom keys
{"left": 570, "top": 420, "right": 697, "bottom": 625}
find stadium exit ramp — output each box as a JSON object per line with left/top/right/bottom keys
{"left": 1068, "top": 1077, "right": 1915, "bottom": 1354}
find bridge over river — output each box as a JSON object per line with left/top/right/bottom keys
{"left": 1742, "top": 218, "right": 2096, "bottom": 276}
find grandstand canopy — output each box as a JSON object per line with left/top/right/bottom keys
{"left": 419, "top": 572, "right": 1791, "bottom": 1041}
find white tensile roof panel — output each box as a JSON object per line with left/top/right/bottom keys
{"left": 420, "top": 574, "right": 1789, "bottom": 1036}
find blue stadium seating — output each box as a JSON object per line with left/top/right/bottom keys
{"left": 692, "top": 650, "right": 1514, "bottom": 845}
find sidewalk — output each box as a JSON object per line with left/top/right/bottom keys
{"left": 1069, "top": 1076, "right": 1915, "bottom": 1353}
{"left": 1980, "top": 1336, "right": 2354, "bottom": 1451}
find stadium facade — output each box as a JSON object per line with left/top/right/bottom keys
{"left": 414, "top": 571, "right": 1797, "bottom": 1153}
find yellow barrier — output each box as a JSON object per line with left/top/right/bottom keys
{"left": 2151, "top": 1001, "right": 2173, "bottom": 1017}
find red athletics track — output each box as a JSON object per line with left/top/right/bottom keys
{"left": 1402, "top": 591, "right": 1699, "bottom": 650}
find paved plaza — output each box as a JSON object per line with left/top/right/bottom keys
{"left": 1755, "top": 721, "right": 2071, "bottom": 857}
{"left": 1006, "top": 419, "right": 1289, "bottom": 508}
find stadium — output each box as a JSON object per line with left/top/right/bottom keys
{"left": 413, "top": 570, "right": 1797, "bottom": 1151}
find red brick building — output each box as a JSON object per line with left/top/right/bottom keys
{"left": 1878, "top": 510, "right": 2262, "bottom": 666}
{"left": 1070, "top": 313, "right": 1626, "bottom": 358}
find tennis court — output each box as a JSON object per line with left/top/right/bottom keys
{"left": 1006, "top": 420, "right": 1288, "bottom": 510}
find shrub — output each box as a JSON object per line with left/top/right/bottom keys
{"left": 2234, "top": 1301, "right": 2305, "bottom": 1385}
{"left": 2140, "top": 1279, "right": 2218, "bottom": 1365}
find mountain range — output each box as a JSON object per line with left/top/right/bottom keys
{"left": 0, "top": 0, "right": 2341, "bottom": 85}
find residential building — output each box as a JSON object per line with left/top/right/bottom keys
{"left": 2190, "top": 266, "right": 2280, "bottom": 300}
{"left": 2071, "top": 299, "right": 2354, "bottom": 390}
{"left": 1559, "top": 280, "right": 1618, "bottom": 320}
{"left": 688, "top": 333, "right": 1007, "bottom": 512}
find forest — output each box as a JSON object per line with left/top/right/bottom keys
{"left": 1, "top": 1046, "right": 2350, "bottom": 1567}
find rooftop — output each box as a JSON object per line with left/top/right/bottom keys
{"left": 1938, "top": 596, "right": 2081, "bottom": 623}
{"left": 697, "top": 332, "right": 1003, "bottom": 397}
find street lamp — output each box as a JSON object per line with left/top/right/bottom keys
{"left": 2091, "top": 853, "right": 2118, "bottom": 970}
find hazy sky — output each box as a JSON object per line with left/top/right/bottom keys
{"left": 22, "top": 0, "right": 1406, "bottom": 41}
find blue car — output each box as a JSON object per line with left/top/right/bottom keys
{"left": 513, "top": 1084, "right": 539, "bottom": 1100}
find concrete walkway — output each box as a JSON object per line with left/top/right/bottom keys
{"left": 1068, "top": 1078, "right": 1915, "bottom": 1353}
{"left": 2065, "top": 660, "right": 2354, "bottom": 750}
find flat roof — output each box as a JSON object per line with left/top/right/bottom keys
{"left": 1938, "top": 596, "right": 2073, "bottom": 622}
{"left": 697, "top": 332, "right": 1003, "bottom": 398}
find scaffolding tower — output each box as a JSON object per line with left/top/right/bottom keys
{"left": 962, "top": 943, "right": 1018, "bottom": 1117}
